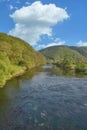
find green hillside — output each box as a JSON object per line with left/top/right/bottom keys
{"left": 40, "top": 46, "right": 87, "bottom": 63}
{"left": 40, "top": 45, "right": 87, "bottom": 73}
{"left": 70, "top": 46, "right": 87, "bottom": 57}
{"left": 0, "top": 33, "right": 45, "bottom": 88}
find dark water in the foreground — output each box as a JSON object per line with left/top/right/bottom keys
{"left": 0, "top": 66, "right": 87, "bottom": 130}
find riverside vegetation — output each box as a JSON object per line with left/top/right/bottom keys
{"left": 0, "top": 33, "right": 46, "bottom": 88}
{"left": 40, "top": 45, "right": 87, "bottom": 74}
{"left": 0, "top": 33, "right": 87, "bottom": 88}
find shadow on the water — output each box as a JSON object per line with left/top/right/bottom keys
{"left": 0, "top": 88, "right": 10, "bottom": 111}
{"left": 6, "top": 67, "right": 45, "bottom": 88}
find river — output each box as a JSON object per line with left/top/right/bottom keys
{"left": 0, "top": 66, "right": 87, "bottom": 130}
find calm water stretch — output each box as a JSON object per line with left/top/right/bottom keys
{"left": 0, "top": 66, "right": 87, "bottom": 130}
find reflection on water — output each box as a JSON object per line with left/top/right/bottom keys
{"left": 0, "top": 88, "right": 10, "bottom": 110}
{"left": 0, "top": 66, "right": 87, "bottom": 130}
{"left": 50, "top": 66, "right": 87, "bottom": 78}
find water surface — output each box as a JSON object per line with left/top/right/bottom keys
{"left": 0, "top": 67, "right": 87, "bottom": 130}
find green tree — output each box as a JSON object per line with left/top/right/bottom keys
{"left": 75, "top": 57, "right": 87, "bottom": 73}
{"left": 61, "top": 55, "right": 74, "bottom": 70}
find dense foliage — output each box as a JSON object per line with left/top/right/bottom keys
{"left": 0, "top": 33, "right": 46, "bottom": 87}
{"left": 40, "top": 45, "right": 87, "bottom": 73}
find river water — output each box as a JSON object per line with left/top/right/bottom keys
{"left": 0, "top": 66, "right": 87, "bottom": 130}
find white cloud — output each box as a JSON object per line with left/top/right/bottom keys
{"left": 77, "top": 40, "right": 87, "bottom": 46}
{"left": 36, "top": 39, "right": 66, "bottom": 50}
{"left": 54, "top": 38, "right": 60, "bottom": 42}
{"left": 9, "top": 1, "right": 69, "bottom": 47}
{"left": 46, "top": 41, "right": 65, "bottom": 48}
{"left": 25, "top": 1, "right": 30, "bottom": 6}
{"left": 9, "top": 5, "right": 18, "bottom": 11}
{"left": 9, "top": 5, "right": 14, "bottom": 10}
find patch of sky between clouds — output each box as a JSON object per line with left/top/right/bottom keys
{"left": 35, "top": 36, "right": 66, "bottom": 50}
{"left": 36, "top": 40, "right": 66, "bottom": 50}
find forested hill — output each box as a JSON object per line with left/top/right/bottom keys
{"left": 0, "top": 33, "right": 46, "bottom": 87}
{"left": 70, "top": 46, "right": 87, "bottom": 58}
{"left": 40, "top": 45, "right": 87, "bottom": 64}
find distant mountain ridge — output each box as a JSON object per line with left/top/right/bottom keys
{"left": 69, "top": 46, "right": 87, "bottom": 57}
{"left": 40, "top": 45, "right": 87, "bottom": 64}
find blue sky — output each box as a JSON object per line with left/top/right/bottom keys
{"left": 0, "top": 0, "right": 87, "bottom": 50}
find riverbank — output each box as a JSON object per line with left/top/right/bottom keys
{"left": 0, "top": 66, "right": 27, "bottom": 88}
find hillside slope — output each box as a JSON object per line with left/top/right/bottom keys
{"left": 0, "top": 33, "right": 45, "bottom": 87}
{"left": 40, "top": 45, "right": 87, "bottom": 64}
{"left": 70, "top": 46, "right": 87, "bottom": 57}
